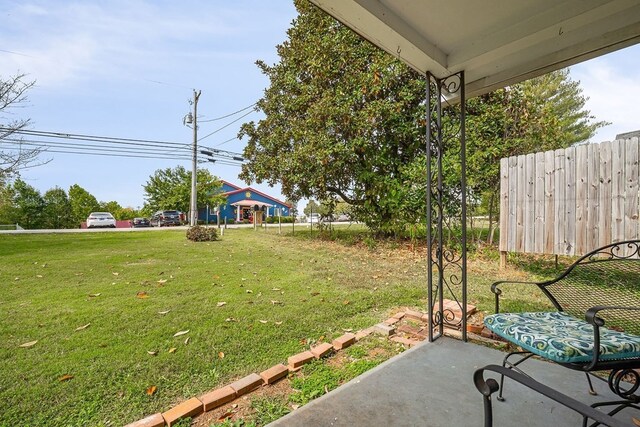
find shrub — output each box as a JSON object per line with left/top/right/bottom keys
{"left": 186, "top": 225, "right": 218, "bottom": 242}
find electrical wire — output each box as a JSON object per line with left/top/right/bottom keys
{"left": 2, "top": 138, "right": 245, "bottom": 165}
{"left": 2, "top": 127, "right": 245, "bottom": 157}
{"left": 197, "top": 110, "right": 254, "bottom": 142}
{"left": 199, "top": 103, "right": 256, "bottom": 122}
{"left": 214, "top": 136, "right": 238, "bottom": 147}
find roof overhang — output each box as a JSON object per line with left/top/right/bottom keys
{"left": 231, "top": 200, "right": 274, "bottom": 207}
{"left": 309, "top": 0, "right": 640, "bottom": 100}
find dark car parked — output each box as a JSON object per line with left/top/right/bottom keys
{"left": 130, "top": 217, "right": 151, "bottom": 228}
{"left": 151, "top": 210, "right": 181, "bottom": 227}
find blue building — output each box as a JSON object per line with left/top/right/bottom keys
{"left": 200, "top": 181, "right": 292, "bottom": 224}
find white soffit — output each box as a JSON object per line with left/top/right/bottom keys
{"left": 309, "top": 0, "right": 640, "bottom": 99}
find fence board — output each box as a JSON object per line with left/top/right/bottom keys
{"left": 599, "top": 141, "right": 612, "bottom": 247}
{"left": 554, "top": 149, "right": 566, "bottom": 255}
{"left": 544, "top": 150, "right": 555, "bottom": 254}
{"left": 516, "top": 155, "right": 525, "bottom": 252}
{"left": 565, "top": 146, "right": 576, "bottom": 256}
{"left": 587, "top": 143, "right": 600, "bottom": 251}
{"left": 499, "top": 158, "right": 509, "bottom": 252}
{"left": 575, "top": 145, "right": 587, "bottom": 255}
{"left": 612, "top": 141, "right": 625, "bottom": 243}
{"left": 525, "top": 153, "right": 535, "bottom": 253}
{"left": 534, "top": 152, "right": 545, "bottom": 254}
{"left": 624, "top": 138, "right": 639, "bottom": 245}
{"left": 508, "top": 156, "right": 518, "bottom": 252}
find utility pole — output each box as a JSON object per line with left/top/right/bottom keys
{"left": 189, "top": 89, "right": 201, "bottom": 227}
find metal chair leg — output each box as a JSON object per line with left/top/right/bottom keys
{"left": 497, "top": 350, "right": 535, "bottom": 402}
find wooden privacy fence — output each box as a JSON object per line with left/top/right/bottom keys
{"left": 499, "top": 137, "right": 640, "bottom": 258}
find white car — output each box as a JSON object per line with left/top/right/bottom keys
{"left": 86, "top": 212, "right": 116, "bottom": 228}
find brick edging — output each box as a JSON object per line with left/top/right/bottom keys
{"left": 126, "top": 305, "right": 482, "bottom": 427}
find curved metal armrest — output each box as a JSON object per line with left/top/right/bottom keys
{"left": 474, "top": 365, "right": 633, "bottom": 427}
{"left": 585, "top": 305, "right": 640, "bottom": 325}
{"left": 490, "top": 280, "right": 540, "bottom": 313}
{"left": 583, "top": 306, "right": 640, "bottom": 370}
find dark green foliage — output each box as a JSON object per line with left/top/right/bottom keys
{"left": 239, "top": 0, "right": 426, "bottom": 236}
{"left": 240, "top": 1, "right": 607, "bottom": 239}
{"left": 143, "top": 166, "right": 225, "bottom": 214}
{"left": 68, "top": 184, "right": 100, "bottom": 227}
{"left": 186, "top": 225, "right": 218, "bottom": 242}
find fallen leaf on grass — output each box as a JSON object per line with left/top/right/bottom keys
{"left": 146, "top": 385, "right": 157, "bottom": 395}
{"left": 216, "top": 302, "right": 227, "bottom": 307}
{"left": 36, "top": 274, "right": 43, "bottom": 278}
{"left": 136, "top": 291, "right": 149, "bottom": 299}
{"left": 342, "top": 328, "right": 353, "bottom": 332}
{"left": 112, "top": 272, "right": 119, "bottom": 276}
{"left": 157, "top": 279, "right": 167, "bottom": 284}
{"left": 173, "top": 330, "right": 189, "bottom": 337}
{"left": 19, "top": 340, "right": 38, "bottom": 348}
{"left": 225, "top": 317, "right": 236, "bottom": 322}
{"left": 147, "top": 350, "right": 158, "bottom": 356}
{"left": 343, "top": 300, "right": 350, "bottom": 305}
{"left": 246, "top": 289, "right": 253, "bottom": 294}
{"left": 258, "top": 320, "right": 268, "bottom": 324}
{"left": 59, "top": 374, "right": 73, "bottom": 382}
{"left": 168, "top": 348, "right": 176, "bottom": 353}
{"left": 88, "top": 293, "right": 101, "bottom": 297}
{"left": 75, "top": 323, "right": 91, "bottom": 331}
{"left": 218, "top": 412, "right": 233, "bottom": 422}
{"left": 184, "top": 337, "right": 190, "bottom": 345}
{"left": 158, "top": 310, "right": 171, "bottom": 315}
{"left": 275, "top": 321, "right": 283, "bottom": 325}
{"left": 270, "top": 300, "right": 282, "bottom": 305}
{"left": 218, "top": 351, "right": 225, "bottom": 359}
{"left": 271, "top": 288, "right": 281, "bottom": 291}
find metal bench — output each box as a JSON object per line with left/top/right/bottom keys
{"left": 482, "top": 240, "right": 640, "bottom": 425}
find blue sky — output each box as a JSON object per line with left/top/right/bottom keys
{"left": 2, "top": 1, "right": 640, "bottom": 209}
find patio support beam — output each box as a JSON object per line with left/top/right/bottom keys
{"left": 426, "top": 70, "right": 467, "bottom": 342}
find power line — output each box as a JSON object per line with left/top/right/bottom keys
{"left": 197, "top": 110, "right": 254, "bottom": 142}
{"left": 2, "top": 138, "right": 191, "bottom": 157}
{"left": 199, "top": 103, "right": 256, "bottom": 122}
{"left": 214, "top": 136, "right": 238, "bottom": 147}
{"left": 2, "top": 138, "right": 245, "bottom": 165}
{"left": 2, "top": 127, "right": 245, "bottom": 157}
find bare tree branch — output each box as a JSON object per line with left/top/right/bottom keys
{"left": 0, "top": 73, "right": 42, "bottom": 179}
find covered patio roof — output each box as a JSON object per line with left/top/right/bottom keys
{"left": 308, "top": 0, "right": 640, "bottom": 100}
{"left": 230, "top": 200, "right": 273, "bottom": 207}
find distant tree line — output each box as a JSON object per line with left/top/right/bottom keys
{"left": 0, "top": 179, "right": 139, "bottom": 229}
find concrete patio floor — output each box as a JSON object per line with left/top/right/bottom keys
{"left": 269, "top": 337, "right": 634, "bottom": 427}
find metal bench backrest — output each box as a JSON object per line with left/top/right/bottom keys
{"left": 539, "top": 240, "right": 640, "bottom": 335}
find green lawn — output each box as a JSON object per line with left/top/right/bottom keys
{"left": 0, "top": 229, "right": 431, "bottom": 426}
{"left": 0, "top": 228, "right": 558, "bottom": 426}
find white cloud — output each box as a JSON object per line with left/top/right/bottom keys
{"left": 570, "top": 45, "right": 640, "bottom": 142}
{"left": 0, "top": 0, "right": 264, "bottom": 88}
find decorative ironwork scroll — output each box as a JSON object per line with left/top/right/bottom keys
{"left": 426, "top": 71, "right": 467, "bottom": 342}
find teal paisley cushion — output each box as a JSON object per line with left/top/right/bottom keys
{"left": 484, "top": 312, "right": 640, "bottom": 364}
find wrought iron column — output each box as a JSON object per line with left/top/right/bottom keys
{"left": 426, "top": 71, "right": 467, "bottom": 342}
